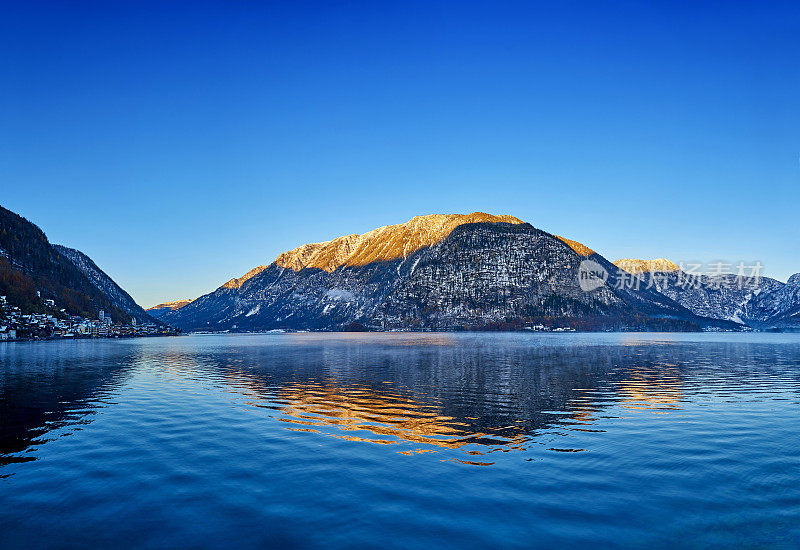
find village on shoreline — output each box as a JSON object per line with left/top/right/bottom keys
{"left": 0, "top": 295, "right": 179, "bottom": 342}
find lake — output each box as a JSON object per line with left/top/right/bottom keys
{"left": 1, "top": 333, "right": 799, "bottom": 548}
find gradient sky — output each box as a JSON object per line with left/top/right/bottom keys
{"left": 2, "top": 1, "right": 799, "bottom": 307}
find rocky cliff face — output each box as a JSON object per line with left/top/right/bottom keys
{"left": 162, "top": 214, "right": 725, "bottom": 332}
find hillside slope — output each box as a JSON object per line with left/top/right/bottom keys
{"left": 54, "top": 245, "right": 158, "bottom": 324}
{"left": 0, "top": 204, "right": 134, "bottom": 323}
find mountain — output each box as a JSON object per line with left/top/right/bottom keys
{"left": 162, "top": 213, "right": 732, "bottom": 332}
{"left": 54, "top": 245, "right": 158, "bottom": 324}
{"left": 746, "top": 273, "right": 800, "bottom": 329}
{"left": 0, "top": 204, "right": 151, "bottom": 324}
{"left": 147, "top": 299, "right": 193, "bottom": 320}
{"left": 614, "top": 258, "right": 798, "bottom": 329}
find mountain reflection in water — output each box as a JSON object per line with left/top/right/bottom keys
{"left": 0, "top": 341, "right": 136, "bottom": 470}
{"left": 1, "top": 333, "right": 799, "bottom": 548}
{"left": 166, "top": 333, "right": 786, "bottom": 462}
{"left": 252, "top": 361, "right": 687, "bottom": 459}
{"left": 274, "top": 382, "right": 527, "bottom": 454}
{"left": 3, "top": 333, "right": 798, "bottom": 468}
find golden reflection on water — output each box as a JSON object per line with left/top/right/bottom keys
{"left": 272, "top": 382, "right": 529, "bottom": 459}
{"left": 187, "top": 352, "right": 689, "bottom": 464}
{"left": 220, "top": 368, "right": 687, "bottom": 464}
{"left": 617, "top": 366, "right": 684, "bottom": 411}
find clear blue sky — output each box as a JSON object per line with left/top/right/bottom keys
{"left": 2, "top": 1, "right": 799, "bottom": 307}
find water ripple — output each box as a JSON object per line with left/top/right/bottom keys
{"left": 1, "top": 333, "right": 799, "bottom": 548}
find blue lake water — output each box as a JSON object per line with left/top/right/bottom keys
{"left": 1, "top": 333, "right": 799, "bottom": 548}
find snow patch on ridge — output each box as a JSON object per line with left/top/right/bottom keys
{"left": 325, "top": 289, "right": 355, "bottom": 302}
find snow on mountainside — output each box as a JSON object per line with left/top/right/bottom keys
{"left": 746, "top": 273, "right": 800, "bottom": 328}
{"left": 646, "top": 272, "right": 784, "bottom": 325}
{"left": 162, "top": 214, "right": 729, "bottom": 332}
{"left": 612, "top": 257, "right": 798, "bottom": 329}
{"left": 54, "top": 245, "right": 158, "bottom": 324}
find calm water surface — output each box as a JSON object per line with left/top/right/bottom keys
{"left": 1, "top": 333, "right": 799, "bottom": 548}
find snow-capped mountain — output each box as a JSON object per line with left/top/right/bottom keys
{"left": 55, "top": 245, "right": 159, "bottom": 324}
{"left": 746, "top": 273, "right": 800, "bottom": 329}
{"left": 162, "top": 213, "right": 734, "bottom": 332}
{"left": 614, "top": 259, "right": 799, "bottom": 329}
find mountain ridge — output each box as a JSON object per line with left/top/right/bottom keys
{"left": 147, "top": 299, "right": 194, "bottom": 321}
{"left": 55, "top": 245, "right": 159, "bottom": 324}
{"left": 215, "top": 213, "right": 525, "bottom": 292}
{"left": 610, "top": 257, "right": 798, "bottom": 328}
{"left": 148, "top": 299, "right": 194, "bottom": 311}
{"left": 161, "top": 214, "right": 729, "bottom": 332}
{"left": 274, "top": 212, "right": 524, "bottom": 273}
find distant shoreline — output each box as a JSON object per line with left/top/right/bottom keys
{"left": 5, "top": 328, "right": 797, "bottom": 343}
{"left": 183, "top": 327, "right": 796, "bottom": 335}
{"left": 0, "top": 333, "right": 182, "bottom": 344}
